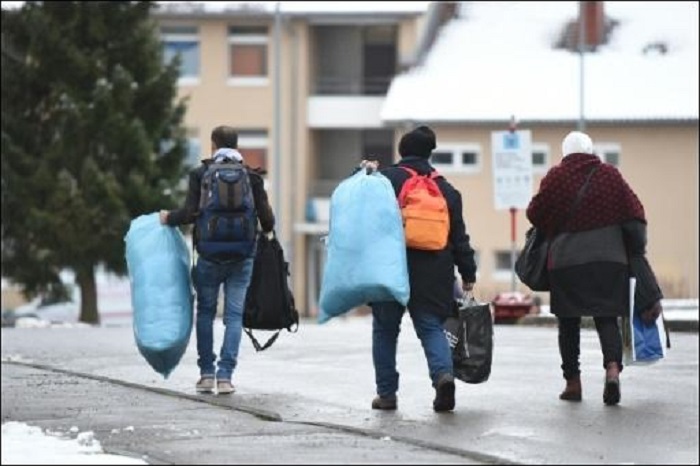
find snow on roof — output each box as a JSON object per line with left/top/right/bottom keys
{"left": 155, "top": 1, "right": 430, "bottom": 15}
{"left": 381, "top": 1, "right": 699, "bottom": 123}
{"left": 1, "top": 1, "right": 430, "bottom": 14}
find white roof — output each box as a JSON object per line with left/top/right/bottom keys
{"left": 1, "top": 1, "right": 431, "bottom": 14}
{"left": 381, "top": 1, "right": 700, "bottom": 123}
{"left": 154, "top": 1, "right": 430, "bottom": 15}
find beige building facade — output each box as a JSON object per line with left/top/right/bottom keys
{"left": 152, "top": 2, "right": 698, "bottom": 317}
{"left": 153, "top": 3, "right": 440, "bottom": 316}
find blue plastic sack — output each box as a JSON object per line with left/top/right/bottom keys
{"left": 318, "top": 169, "right": 410, "bottom": 323}
{"left": 632, "top": 314, "right": 665, "bottom": 362}
{"left": 622, "top": 278, "right": 666, "bottom": 365}
{"left": 124, "top": 213, "right": 194, "bottom": 378}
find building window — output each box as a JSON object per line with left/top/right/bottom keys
{"left": 239, "top": 130, "right": 268, "bottom": 171}
{"left": 604, "top": 151, "right": 620, "bottom": 166}
{"left": 161, "top": 26, "right": 200, "bottom": 84}
{"left": 532, "top": 143, "right": 550, "bottom": 174}
{"left": 432, "top": 151, "right": 453, "bottom": 165}
{"left": 228, "top": 26, "right": 268, "bottom": 85}
{"left": 430, "top": 144, "right": 481, "bottom": 173}
{"left": 594, "top": 143, "right": 621, "bottom": 167}
{"left": 494, "top": 250, "right": 513, "bottom": 272}
{"left": 363, "top": 130, "right": 394, "bottom": 169}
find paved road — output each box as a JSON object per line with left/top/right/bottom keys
{"left": 2, "top": 316, "right": 698, "bottom": 464}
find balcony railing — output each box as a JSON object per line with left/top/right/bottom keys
{"left": 313, "top": 76, "right": 392, "bottom": 96}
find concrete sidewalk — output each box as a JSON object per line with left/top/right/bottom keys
{"left": 2, "top": 363, "right": 484, "bottom": 465}
{"left": 519, "top": 312, "right": 699, "bottom": 333}
{"left": 2, "top": 318, "right": 699, "bottom": 464}
{"left": 518, "top": 299, "right": 699, "bottom": 332}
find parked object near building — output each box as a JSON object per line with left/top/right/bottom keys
{"left": 492, "top": 292, "right": 536, "bottom": 322}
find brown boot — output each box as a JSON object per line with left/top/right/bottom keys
{"left": 559, "top": 376, "right": 582, "bottom": 401}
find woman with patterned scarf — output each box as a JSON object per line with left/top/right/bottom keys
{"left": 527, "top": 131, "right": 661, "bottom": 406}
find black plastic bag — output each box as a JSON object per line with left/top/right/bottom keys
{"left": 443, "top": 294, "right": 494, "bottom": 384}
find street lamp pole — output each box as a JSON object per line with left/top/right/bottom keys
{"left": 578, "top": 1, "right": 586, "bottom": 131}
{"left": 509, "top": 116, "right": 518, "bottom": 293}
{"left": 273, "top": 1, "right": 283, "bottom": 241}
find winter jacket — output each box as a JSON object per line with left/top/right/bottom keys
{"left": 527, "top": 153, "right": 647, "bottom": 318}
{"left": 380, "top": 156, "right": 477, "bottom": 318}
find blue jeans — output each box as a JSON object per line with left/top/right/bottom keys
{"left": 371, "top": 301, "right": 453, "bottom": 398}
{"left": 193, "top": 256, "right": 254, "bottom": 381}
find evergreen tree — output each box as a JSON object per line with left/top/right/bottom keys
{"left": 1, "top": 1, "right": 189, "bottom": 324}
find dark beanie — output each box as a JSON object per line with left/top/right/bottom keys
{"left": 398, "top": 125, "right": 436, "bottom": 159}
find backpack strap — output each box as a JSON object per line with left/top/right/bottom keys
{"left": 400, "top": 166, "right": 418, "bottom": 177}
{"left": 400, "top": 166, "right": 441, "bottom": 179}
{"left": 244, "top": 328, "right": 282, "bottom": 352}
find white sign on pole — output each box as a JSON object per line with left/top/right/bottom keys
{"left": 491, "top": 130, "right": 533, "bottom": 210}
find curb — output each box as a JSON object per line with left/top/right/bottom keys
{"left": 517, "top": 315, "right": 698, "bottom": 333}
{"left": 2, "top": 360, "right": 515, "bottom": 466}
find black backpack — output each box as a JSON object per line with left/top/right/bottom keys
{"left": 243, "top": 231, "right": 299, "bottom": 351}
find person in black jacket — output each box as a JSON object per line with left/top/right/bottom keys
{"left": 367, "top": 125, "right": 478, "bottom": 412}
{"left": 159, "top": 125, "right": 274, "bottom": 395}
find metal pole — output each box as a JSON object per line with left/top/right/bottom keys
{"left": 578, "top": 1, "right": 586, "bottom": 131}
{"left": 510, "top": 207, "right": 517, "bottom": 292}
{"left": 273, "top": 1, "right": 282, "bottom": 241}
{"left": 509, "top": 116, "right": 517, "bottom": 292}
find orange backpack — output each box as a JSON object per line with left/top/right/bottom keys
{"left": 398, "top": 167, "right": 450, "bottom": 250}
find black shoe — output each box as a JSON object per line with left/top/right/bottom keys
{"left": 603, "top": 378, "right": 620, "bottom": 406}
{"left": 371, "top": 395, "right": 397, "bottom": 410}
{"left": 433, "top": 373, "right": 456, "bottom": 412}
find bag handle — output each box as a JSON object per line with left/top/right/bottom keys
{"left": 456, "top": 289, "right": 480, "bottom": 308}
{"left": 661, "top": 310, "right": 671, "bottom": 349}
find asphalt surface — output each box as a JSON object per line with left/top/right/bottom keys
{"left": 1, "top": 316, "right": 698, "bottom": 464}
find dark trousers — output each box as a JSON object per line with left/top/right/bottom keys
{"left": 558, "top": 316, "right": 623, "bottom": 380}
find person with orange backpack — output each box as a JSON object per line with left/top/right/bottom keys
{"left": 367, "top": 125, "right": 478, "bottom": 412}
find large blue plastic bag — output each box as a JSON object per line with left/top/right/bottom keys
{"left": 124, "top": 213, "right": 194, "bottom": 378}
{"left": 318, "top": 169, "right": 410, "bottom": 323}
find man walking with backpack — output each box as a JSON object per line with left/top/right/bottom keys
{"left": 367, "top": 125, "right": 478, "bottom": 412}
{"left": 160, "top": 125, "right": 275, "bottom": 395}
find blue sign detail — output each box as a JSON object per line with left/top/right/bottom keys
{"left": 503, "top": 133, "right": 519, "bottom": 150}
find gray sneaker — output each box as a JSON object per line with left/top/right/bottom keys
{"left": 217, "top": 380, "right": 235, "bottom": 395}
{"left": 371, "top": 395, "right": 397, "bottom": 410}
{"left": 195, "top": 377, "right": 215, "bottom": 394}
